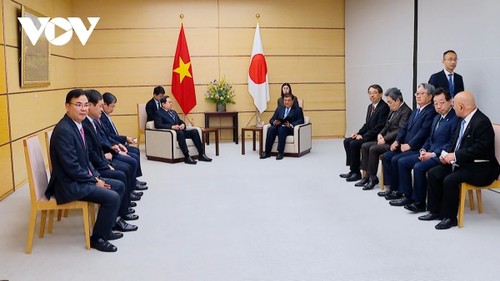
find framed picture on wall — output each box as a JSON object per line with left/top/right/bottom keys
{"left": 19, "top": 6, "right": 50, "bottom": 88}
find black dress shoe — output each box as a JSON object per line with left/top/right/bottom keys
{"left": 346, "top": 173, "right": 362, "bottom": 182}
{"left": 90, "top": 237, "right": 117, "bottom": 252}
{"left": 131, "top": 190, "right": 143, "bottom": 197}
{"left": 136, "top": 180, "right": 147, "bottom": 186}
{"left": 339, "top": 171, "right": 354, "bottom": 178}
{"left": 130, "top": 193, "right": 141, "bottom": 201}
{"left": 135, "top": 184, "right": 148, "bottom": 191}
{"left": 198, "top": 154, "right": 213, "bottom": 162}
{"left": 106, "top": 232, "right": 123, "bottom": 241}
{"left": 276, "top": 153, "right": 284, "bottom": 160}
{"left": 260, "top": 153, "right": 271, "bottom": 159}
{"left": 363, "top": 178, "right": 380, "bottom": 190}
{"left": 389, "top": 196, "right": 413, "bottom": 206}
{"left": 184, "top": 156, "right": 197, "bottom": 164}
{"left": 377, "top": 189, "right": 392, "bottom": 197}
{"left": 354, "top": 177, "right": 369, "bottom": 187}
{"left": 404, "top": 201, "right": 426, "bottom": 213}
{"left": 418, "top": 213, "right": 442, "bottom": 221}
{"left": 128, "top": 208, "right": 135, "bottom": 215}
{"left": 385, "top": 191, "right": 402, "bottom": 200}
{"left": 129, "top": 201, "right": 137, "bottom": 207}
{"left": 123, "top": 213, "right": 139, "bottom": 221}
{"left": 113, "top": 219, "right": 138, "bottom": 232}
{"left": 435, "top": 218, "right": 458, "bottom": 230}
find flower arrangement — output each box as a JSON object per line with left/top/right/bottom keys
{"left": 205, "top": 78, "right": 236, "bottom": 105}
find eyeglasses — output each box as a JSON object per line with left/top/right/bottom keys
{"left": 414, "top": 92, "right": 428, "bottom": 96}
{"left": 70, "top": 102, "right": 90, "bottom": 108}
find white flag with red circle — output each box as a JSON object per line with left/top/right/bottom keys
{"left": 248, "top": 23, "right": 269, "bottom": 113}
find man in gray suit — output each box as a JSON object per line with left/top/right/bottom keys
{"left": 358, "top": 88, "right": 412, "bottom": 190}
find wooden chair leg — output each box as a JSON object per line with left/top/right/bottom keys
{"left": 26, "top": 208, "right": 37, "bottom": 254}
{"left": 48, "top": 210, "right": 55, "bottom": 233}
{"left": 380, "top": 159, "right": 385, "bottom": 191}
{"left": 468, "top": 190, "right": 475, "bottom": 211}
{"left": 476, "top": 189, "right": 483, "bottom": 213}
{"left": 89, "top": 203, "right": 96, "bottom": 229}
{"left": 82, "top": 205, "right": 91, "bottom": 250}
{"left": 57, "top": 210, "right": 63, "bottom": 221}
{"left": 39, "top": 210, "right": 47, "bottom": 238}
{"left": 458, "top": 185, "right": 467, "bottom": 228}
{"left": 63, "top": 209, "right": 69, "bottom": 217}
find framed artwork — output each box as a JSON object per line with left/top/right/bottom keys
{"left": 20, "top": 6, "right": 50, "bottom": 88}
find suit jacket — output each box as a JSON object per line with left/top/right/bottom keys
{"left": 450, "top": 109, "right": 499, "bottom": 182}
{"left": 421, "top": 109, "right": 459, "bottom": 155}
{"left": 154, "top": 109, "right": 185, "bottom": 129}
{"left": 146, "top": 98, "right": 160, "bottom": 122}
{"left": 357, "top": 100, "right": 390, "bottom": 141}
{"left": 428, "top": 70, "right": 464, "bottom": 97}
{"left": 46, "top": 114, "right": 99, "bottom": 204}
{"left": 83, "top": 117, "right": 111, "bottom": 172}
{"left": 269, "top": 104, "right": 304, "bottom": 127}
{"left": 379, "top": 102, "right": 412, "bottom": 144}
{"left": 93, "top": 117, "right": 119, "bottom": 154}
{"left": 100, "top": 112, "right": 127, "bottom": 145}
{"left": 396, "top": 103, "right": 437, "bottom": 150}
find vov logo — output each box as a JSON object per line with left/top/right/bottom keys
{"left": 18, "top": 17, "right": 100, "bottom": 46}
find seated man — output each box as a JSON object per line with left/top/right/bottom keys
{"left": 389, "top": 88, "right": 459, "bottom": 210}
{"left": 260, "top": 93, "right": 304, "bottom": 160}
{"left": 379, "top": 83, "right": 437, "bottom": 200}
{"left": 45, "top": 89, "right": 125, "bottom": 252}
{"left": 146, "top": 85, "right": 165, "bottom": 122}
{"left": 420, "top": 91, "right": 499, "bottom": 230}
{"left": 358, "top": 87, "right": 412, "bottom": 190}
{"left": 340, "top": 84, "right": 389, "bottom": 182}
{"left": 154, "top": 96, "right": 212, "bottom": 164}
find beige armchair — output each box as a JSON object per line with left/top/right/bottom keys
{"left": 145, "top": 121, "right": 202, "bottom": 163}
{"left": 262, "top": 116, "right": 312, "bottom": 157}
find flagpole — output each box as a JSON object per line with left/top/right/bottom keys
{"left": 254, "top": 13, "right": 264, "bottom": 128}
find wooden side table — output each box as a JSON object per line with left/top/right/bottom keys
{"left": 202, "top": 128, "right": 219, "bottom": 156}
{"left": 241, "top": 126, "right": 263, "bottom": 155}
{"left": 204, "top": 112, "right": 239, "bottom": 144}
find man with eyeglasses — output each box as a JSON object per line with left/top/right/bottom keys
{"left": 378, "top": 83, "right": 437, "bottom": 200}
{"left": 428, "top": 50, "right": 464, "bottom": 97}
{"left": 387, "top": 88, "right": 459, "bottom": 211}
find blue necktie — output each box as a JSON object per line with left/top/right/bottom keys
{"left": 168, "top": 110, "right": 175, "bottom": 121}
{"left": 413, "top": 108, "right": 420, "bottom": 122}
{"left": 454, "top": 119, "right": 466, "bottom": 151}
{"left": 448, "top": 73, "right": 454, "bottom": 96}
{"left": 284, "top": 107, "right": 290, "bottom": 118}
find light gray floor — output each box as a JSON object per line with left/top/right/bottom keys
{"left": 2, "top": 139, "right": 500, "bottom": 281}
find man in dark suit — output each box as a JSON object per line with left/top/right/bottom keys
{"left": 154, "top": 96, "right": 212, "bottom": 164}
{"left": 340, "top": 84, "right": 390, "bottom": 182}
{"left": 45, "top": 89, "right": 125, "bottom": 252}
{"left": 146, "top": 85, "right": 165, "bottom": 122}
{"left": 359, "top": 87, "right": 412, "bottom": 190}
{"left": 389, "top": 88, "right": 459, "bottom": 210}
{"left": 379, "top": 83, "right": 437, "bottom": 199}
{"left": 419, "top": 91, "right": 500, "bottom": 229}
{"left": 260, "top": 93, "right": 305, "bottom": 160}
{"left": 428, "top": 50, "right": 464, "bottom": 97}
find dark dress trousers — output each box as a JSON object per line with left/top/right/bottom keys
{"left": 361, "top": 102, "right": 412, "bottom": 177}
{"left": 427, "top": 109, "right": 500, "bottom": 219}
{"left": 265, "top": 104, "right": 305, "bottom": 154}
{"left": 382, "top": 104, "right": 437, "bottom": 190}
{"left": 146, "top": 97, "right": 160, "bottom": 122}
{"left": 46, "top": 114, "right": 122, "bottom": 239}
{"left": 154, "top": 108, "right": 204, "bottom": 157}
{"left": 428, "top": 70, "right": 464, "bottom": 97}
{"left": 344, "top": 100, "right": 389, "bottom": 173}
{"left": 397, "top": 109, "right": 460, "bottom": 201}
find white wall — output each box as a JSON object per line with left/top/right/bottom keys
{"left": 346, "top": 0, "right": 500, "bottom": 136}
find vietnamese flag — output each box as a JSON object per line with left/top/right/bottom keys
{"left": 172, "top": 24, "right": 196, "bottom": 115}
{"left": 248, "top": 23, "right": 269, "bottom": 113}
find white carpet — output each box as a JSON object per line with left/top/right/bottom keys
{"left": 2, "top": 139, "right": 500, "bottom": 281}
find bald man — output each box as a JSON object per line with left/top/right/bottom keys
{"left": 419, "top": 91, "right": 500, "bottom": 230}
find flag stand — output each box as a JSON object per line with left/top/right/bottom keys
{"left": 255, "top": 110, "right": 264, "bottom": 128}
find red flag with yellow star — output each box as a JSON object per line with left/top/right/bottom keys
{"left": 172, "top": 24, "right": 196, "bottom": 115}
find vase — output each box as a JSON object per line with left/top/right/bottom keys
{"left": 216, "top": 103, "right": 226, "bottom": 112}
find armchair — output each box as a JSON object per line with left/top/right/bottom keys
{"left": 145, "top": 121, "right": 202, "bottom": 163}
{"left": 262, "top": 116, "right": 312, "bottom": 157}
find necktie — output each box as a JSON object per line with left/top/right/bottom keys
{"left": 79, "top": 127, "right": 86, "bottom": 147}
{"left": 448, "top": 73, "right": 454, "bottom": 96}
{"left": 454, "top": 119, "right": 466, "bottom": 151}
{"left": 284, "top": 107, "right": 290, "bottom": 118}
{"left": 413, "top": 108, "right": 420, "bottom": 122}
{"left": 168, "top": 110, "right": 176, "bottom": 121}
{"left": 156, "top": 101, "right": 160, "bottom": 110}
{"left": 371, "top": 104, "right": 375, "bottom": 116}
{"left": 435, "top": 116, "right": 443, "bottom": 130}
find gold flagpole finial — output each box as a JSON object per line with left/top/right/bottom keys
{"left": 256, "top": 14, "right": 260, "bottom": 22}
{"left": 180, "top": 14, "right": 184, "bottom": 22}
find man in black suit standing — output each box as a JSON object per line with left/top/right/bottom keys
{"left": 340, "top": 84, "right": 389, "bottom": 182}
{"left": 45, "top": 89, "right": 124, "bottom": 252}
{"left": 419, "top": 91, "right": 500, "bottom": 229}
{"left": 146, "top": 85, "right": 165, "bottom": 122}
{"left": 154, "top": 96, "right": 212, "bottom": 164}
{"left": 260, "top": 93, "right": 305, "bottom": 160}
{"left": 428, "top": 50, "right": 464, "bottom": 97}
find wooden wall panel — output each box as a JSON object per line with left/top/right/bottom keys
{"left": 0, "top": 144, "right": 14, "bottom": 199}
{"left": 0, "top": 95, "right": 9, "bottom": 145}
